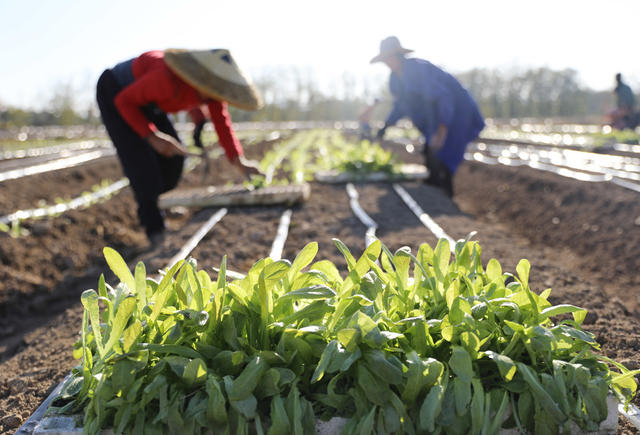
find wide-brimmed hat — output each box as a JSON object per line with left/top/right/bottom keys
{"left": 370, "top": 36, "right": 413, "bottom": 63}
{"left": 164, "top": 48, "right": 263, "bottom": 110}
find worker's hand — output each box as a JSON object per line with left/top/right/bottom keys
{"left": 429, "top": 124, "right": 448, "bottom": 152}
{"left": 147, "top": 132, "right": 187, "bottom": 157}
{"left": 230, "top": 155, "right": 263, "bottom": 179}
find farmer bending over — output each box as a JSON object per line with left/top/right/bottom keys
{"left": 96, "top": 49, "right": 262, "bottom": 243}
{"left": 373, "top": 36, "right": 484, "bottom": 197}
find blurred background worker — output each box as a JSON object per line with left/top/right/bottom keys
{"left": 609, "top": 73, "right": 637, "bottom": 130}
{"left": 373, "top": 36, "right": 485, "bottom": 198}
{"left": 96, "top": 48, "right": 263, "bottom": 243}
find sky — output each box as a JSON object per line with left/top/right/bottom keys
{"left": 1, "top": 0, "right": 638, "bottom": 111}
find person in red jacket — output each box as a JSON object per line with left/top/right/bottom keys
{"left": 96, "top": 49, "right": 263, "bottom": 243}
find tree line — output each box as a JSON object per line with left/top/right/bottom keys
{"left": 458, "top": 67, "right": 612, "bottom": 119}
{"left": 0, "top": 67, "right": 619, "bottom": 128}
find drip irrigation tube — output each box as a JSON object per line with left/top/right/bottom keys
{"left": 473, "top": 142, "right": 640, "bottom": 176}
{"left": 270, "top": 209, "right": 292, "bottom": 260}
{"left": 527, "top": 160, "right": 612, "bottom": 182}
{"left": 614, "top": 143, "right": 640, "bottom": 154}
{"left": 392, "top": 184, "right": 456, "bottom": 250}
{"left": 465, "top": 150, "right": 640, "bottom": 192}
{"left": 267, "top": 160, "right": 300, "bottom": 260}
{"left": 345, "top": 183, "right": 378, "bottom": 247}
{"left": 0, "top": 178, "right": 129, "bottom": 225}
{"left": 166, "top": 208, "right": 228, "bottom": 269}
{"left": 0, "top": 140, "right": 107, "bottom": 161}
{"left": 481, "top": 130, "right": 593, "bottom": 147}
{"left": 619, "top": 403, "right": 640, "bottom": 430}
{"left": 611, "top": 177, "right": 640, "bottom": 193}
{"left": 2, "top": 152, "right": 202, "bottom": 230}
{"left": 0, "top": 149, "right": 115, "bottom": 182}
{"left": 477, "top": 143, "right": 640, "bottom": 180}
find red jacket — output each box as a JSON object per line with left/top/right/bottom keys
{"left": 114, "top": 50, "right": 243, "bottom": 160}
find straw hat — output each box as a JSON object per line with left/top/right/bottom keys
{"left": 164, "top": 48, "right": 263, "bottom": 110}
{"left": 370, "top": 36, "right": 413, "bottom": 63}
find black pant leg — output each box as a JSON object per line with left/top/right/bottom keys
{"left": 424, "top": 144, "right": 453, "bottom": 198}
{"left": 96, "top": 70, "right": 166, "bottom": 236}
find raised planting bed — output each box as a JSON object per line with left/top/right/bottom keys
{"left": 158, "top": 183, "right": 310, "bottom": 209}
{"left": 24, "top": 238, "right": 640, "bottom": 434}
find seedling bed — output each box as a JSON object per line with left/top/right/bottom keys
{"left": 20, "top": 399, "right": 624, "bottom": 434}
{"left": 314, "top": 163, "right": 428, "bottom": 183}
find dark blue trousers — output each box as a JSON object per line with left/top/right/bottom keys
{"left": 96, "top": 69, "right": 184, "bottom": 237}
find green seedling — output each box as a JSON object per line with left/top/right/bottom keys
{"left": 60, "top": 239, "right": 637, "bottom": 434}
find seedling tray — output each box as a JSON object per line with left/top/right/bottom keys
{"left": 314, "top": 163, "right": 428, "bottom": 183}
{"left": 158, "top": 183, "right": 310, "bottom": 209}
{"left": 27, "top": 396, "right": 621, "bottom": 434}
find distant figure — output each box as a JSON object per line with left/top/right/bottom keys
{"left": 358, "top": 98, "right": 380, "bottom": 141}
{"left": 372, "top": 36, "right": 484, "bottom": 197}
{"left": 96, "top": 49, "right": 263, "bottom": 243}
{"left": 609, "top": 73, "right": 637, "bottom": 130}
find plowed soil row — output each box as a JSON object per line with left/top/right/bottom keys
{"left": 0, "top": 136, "right": 638, "bottom": 433}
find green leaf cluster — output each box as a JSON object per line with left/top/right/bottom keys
{"left": 60, "top": 239, "right": 638, "bottom": 434}
{"left": 255, "top": 130, "right": 400, "bottom": 184}
{"left": 330, "top": 138, "right": 399, "bottom": 177}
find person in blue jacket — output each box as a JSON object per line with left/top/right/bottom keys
{"left": 372, "top": 36, "right": 485, "bottom": 197}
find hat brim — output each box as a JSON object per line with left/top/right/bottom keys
{"left": 164, "top": 49, "right": 263, "bottom": 111}
{"left": 370, "top": 48, "right": 413, "bottom": 64}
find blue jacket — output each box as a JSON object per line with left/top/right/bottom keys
{"left": 615, "top": 82, "right": 635, "bottom": 110}
{"left": 386, "top": 58, "right": 485, "bottom": 172}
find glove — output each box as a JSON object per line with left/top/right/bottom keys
{"left": 375, "top": 125, "right": 387, "bottom": 140}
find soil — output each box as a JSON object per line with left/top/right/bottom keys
{"left": 1, "top": 135, "right": 639, "bottom": 434}
{"left": 454, "top": 162, "right": 640, "bottom": 315}
{"left": 0, "top": 157, "right": 125, "bottom": 213}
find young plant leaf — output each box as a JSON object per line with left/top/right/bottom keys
{"left": 103, "top": 247, "right": 135, "bottom": 292}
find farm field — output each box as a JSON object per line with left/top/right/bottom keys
{"left": 1, "top": 125, "right": 639, "bottom": 433}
